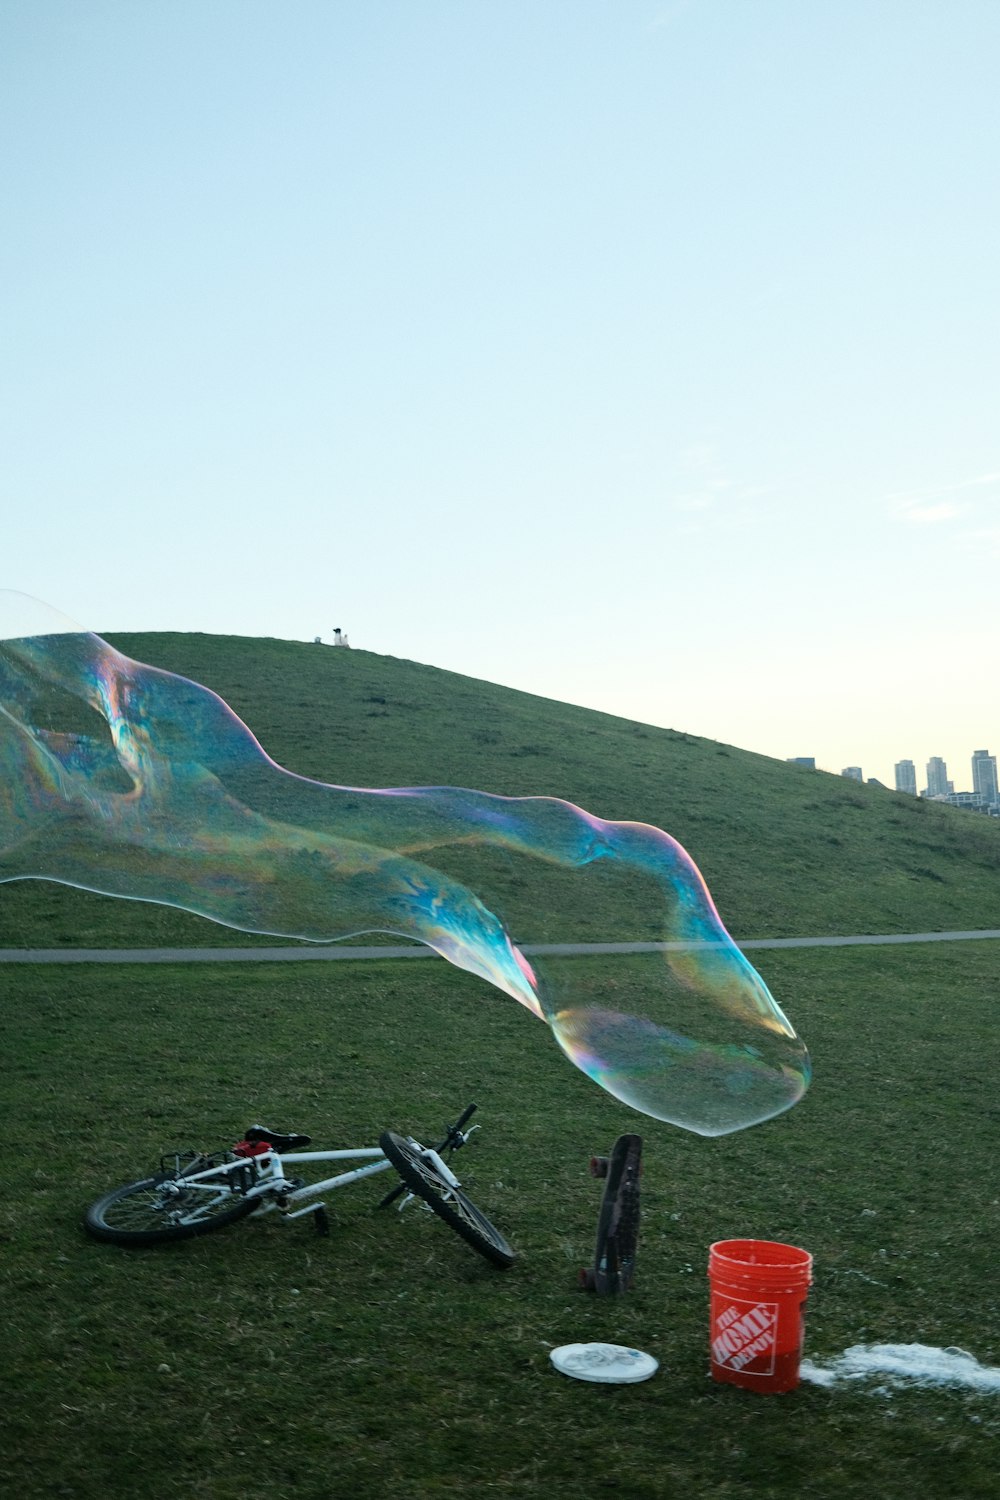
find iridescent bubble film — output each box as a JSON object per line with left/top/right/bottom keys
{"left": 0, "top": 592, "right": 810, "bottom": 1135}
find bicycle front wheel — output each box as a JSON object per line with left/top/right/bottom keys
{"left": 84, "top": 1165, "right": 254, "bottom": 1246}
{"left": 378, "top": 1131, "right": 515, "bottom": 1268}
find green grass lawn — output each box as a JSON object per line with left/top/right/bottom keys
{"left": 2, "top": 941, "right": 998, "bottom": 1499}
{"left": 4, "top": 630, "right": 1000, "bottom": 1495}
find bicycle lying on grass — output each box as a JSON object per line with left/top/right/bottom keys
{"left": 84, "top": 1102, "right": 515, "bottom": 1268}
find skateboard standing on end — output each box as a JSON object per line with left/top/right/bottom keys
{"left": 579, "top": 1133, "right": 642, "bottom": 1293}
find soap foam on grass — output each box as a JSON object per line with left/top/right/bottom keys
{"left": 800, "top": 1344, "right": 1000, "bottom": 1392}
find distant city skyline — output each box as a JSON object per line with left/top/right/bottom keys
{"left": 816, "top": 746, "right": 1000, "bottom": 805}
{"left": 781, "top": 743, "right": 999, "bottom": 798}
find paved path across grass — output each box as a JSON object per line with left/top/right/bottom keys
{"left": 2, "top": 929, "right": 1000, "bottom": 963}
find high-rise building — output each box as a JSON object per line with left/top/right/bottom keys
{"left": 972, "top": 749, "right": 999, "bottom": 805}
{"left": 786, "top": 757, "right": 816, "bottom": 769}
{"left": 925, "top": 757, "right": 952, "bottom": 798}
{"left": 894, "top": 760, "right": 917, "bottom": 796}
{"left": 841, "top": 766, "right": 863, "bottom": 781}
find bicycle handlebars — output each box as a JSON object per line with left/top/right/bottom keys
{"left": 435, "top": 1101, "right": 477, "bottom": 1153}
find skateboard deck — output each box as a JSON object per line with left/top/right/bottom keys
{"left": 579, "top": 1133, "right": 642, "bottom": 1294}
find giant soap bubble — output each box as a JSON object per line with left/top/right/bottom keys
{"left": 0, "top": 592, "right": 810, "bottom": 1135}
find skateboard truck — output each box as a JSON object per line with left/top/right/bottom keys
{"left": 579, "top": 1133, "right": 642, "bottom": 1294}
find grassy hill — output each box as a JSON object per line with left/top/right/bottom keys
{"left": 3, "top": 630, "right": 1000, "bottom": 948}
{"left": 4, "top": 632, "right": 1000, "bottom": 1499}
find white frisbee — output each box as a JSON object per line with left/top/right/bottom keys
{"left": 550, "top": 1342, "right": 659, "bottom": 1384}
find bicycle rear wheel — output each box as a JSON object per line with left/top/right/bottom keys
{"left": 84, "top": 1160, "right": 254, "bottom": 1246}
{"left": 378, "top": 1131, "right": 515, "bottom": 1269}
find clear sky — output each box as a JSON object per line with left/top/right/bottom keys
{"left": 3, "top": 1, "right": 998, "bottom": 792}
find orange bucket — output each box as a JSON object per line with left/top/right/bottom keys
{"left": 708, "top": 1239, "right": 813, "bottom": 1393}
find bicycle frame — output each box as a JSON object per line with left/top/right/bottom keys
{"left": 166, "top": 1138, "right": 461, "bottom": 1228}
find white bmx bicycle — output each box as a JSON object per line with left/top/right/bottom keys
{"left": 83, "top": 1102, "right": 515, "bottom": 1268}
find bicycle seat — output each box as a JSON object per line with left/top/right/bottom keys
{"left": 243, "top": 1125, "right": 312, "bottom": 1152}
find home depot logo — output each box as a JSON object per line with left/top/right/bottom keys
{"left": 711, "top": 1298, "right": 778, "bottom": 1373}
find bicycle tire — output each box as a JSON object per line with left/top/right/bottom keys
{"left": 378, "top": 1130, "right": 515, "bottom": 1269}
{"left": 84, "top": 1163, "right": 255, "bottom": 1246}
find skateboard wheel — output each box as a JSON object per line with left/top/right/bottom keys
{"left": 589, "top": 1156, "right": 609, "bottom": 1179}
